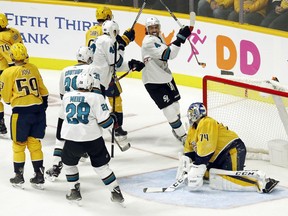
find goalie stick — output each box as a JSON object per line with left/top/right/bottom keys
{"left": 108, "top": 129, "right": 131, "bottom": 152}
{"left": 143, "top": 173, "right": 187, "bottom": 193}
{"left": 159, "top": 0, "right": 206, "bottom": 68}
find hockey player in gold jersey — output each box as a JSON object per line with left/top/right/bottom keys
{"left": 0, "top": 43, "right": 49, "bottom": 189}
{"left": 0, "top": 13, "right": 23, "bottom": 135}
{"left": 176, "top": 102, "right": 279, "bottom": 193}
{"left": 86, "top": 6, "right": 135, "bottom": 140}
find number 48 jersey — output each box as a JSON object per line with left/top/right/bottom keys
{"left": 60, "top": 90, "right": 112, "bottom": 141}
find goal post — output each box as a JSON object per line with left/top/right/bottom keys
{"left": 202, "top": 75, "right": 288, "bottom": 162}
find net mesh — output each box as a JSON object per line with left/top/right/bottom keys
{"left": 203, "top": 76, "right": 288, "bottom": 161}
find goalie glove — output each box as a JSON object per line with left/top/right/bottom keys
{"left": 128, "top": 59, "right": 145, "bottom": 71}
{"left": 187, "top": 163, "right": 206, "bottom": 190}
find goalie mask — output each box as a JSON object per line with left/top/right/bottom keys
{"left": 76, "top": 46, "right": 93, "bottom": 64}
{"left": 102, "top": 20, "right": 119, "bottom": 41}
{"left": 187, "top": 102, "right": 207, "bottom": 125}
{"left": 76, "top": 72, "right": 94, "bottom": 91}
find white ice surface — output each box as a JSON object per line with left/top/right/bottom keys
{"left": 0, "top": 69, "right": 288, "bottom": 216}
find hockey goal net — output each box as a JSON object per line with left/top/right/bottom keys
{"left": 203, "top": 75, "right": 288, "bottom": 161}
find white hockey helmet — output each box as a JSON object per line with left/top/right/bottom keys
{"left": 76, "top": 46, "right": 93, "bottom": 64}
{"left": 76, "top": 72, "right": 94, "bottom": 91}
{"left": 187, "top": 102, "right": 207, "bottom": 125}
{"left": 145, "top": 17, "right": 161, "bottom": 32}
{"left": 102, "top": 20, "right": 119, "bottom": 40}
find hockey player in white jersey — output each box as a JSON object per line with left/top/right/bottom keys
{"left": 141, "top": 17, "right": 192, "bottom": 145}
{"left": 90, "top": 20, "right": 145, "bottom": 140}
{"left": 46, "top": 46, "right": 94, "bottom": 181}
{"left": 60, "top": 71, "right": 125, "bottom": 205}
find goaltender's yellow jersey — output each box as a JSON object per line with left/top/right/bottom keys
{"left": 85, "top": 25, "right": 103, "bottom": 47}
{"left": 184, "top": 116, "right": 239, "bottom": 162}
{"left": 0, "top": 63, "right": 48, "bottom": 109}
{"left": 0, "top": 27, "right": 23, "bottom": 71}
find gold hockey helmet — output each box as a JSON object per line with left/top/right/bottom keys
{"left": 96, "top": 6, "right": 112, "bottom": 21}
{"left": 0, "top": 13, "right": 8, "bottom": 28}
{"left": 10, "top": 43, "right": 28, "bottom": 61}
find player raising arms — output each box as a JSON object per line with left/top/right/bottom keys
{"left": 177, "top": 102, "right": 279, "bottom": 193}
{"left": 141, "top": 17, "right": 192, "bottom": 145}
{"left": 0, "top": 43, "right": 48, "bottom": 189}
{"left": 45, "top": 46, "right": 94, "bottom": 181}
{"left": 0, "top": 13, "right": 23, "bottom": 135}
{"left": 86, "top": 6, "right": 136, "bottom": 141}
{"left": 60, "top": 71, "right": 125, "bottom": 205}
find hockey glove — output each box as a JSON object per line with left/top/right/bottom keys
{"left": 176, "top": 26, "right": 191, "bottom": 44}
{"left": 110, "top": 112, "right": 119, "bottom": 129}
{"left": 116, "top": 35, "right": 126, "bottom": 51}
{"left": 128, "top": 59, "right": 145, "bottom": 72}
{"left": 122, "top": 28, "right": 135, "bottom": 44}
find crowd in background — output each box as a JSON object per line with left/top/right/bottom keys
{"left": 73, "top": 0, "right": 288, "bottom": 32}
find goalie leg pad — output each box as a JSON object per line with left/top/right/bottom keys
{"left": 209, "top": 168, "right": 279, "bottom": 193}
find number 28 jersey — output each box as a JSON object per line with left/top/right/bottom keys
{"left": 60, "top": 90, "right": 112, "bottom": 141}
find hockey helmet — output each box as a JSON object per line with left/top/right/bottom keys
{"left": 102, "top": 20, "right": 119, "bottom": 40}
{"left": 187, "top": 102, "right": 207, "bottom": 125}
{"left": 96, "top": 6, "right": 112, "bottom": 21}
{"left": 10, "top": 43, "right": 28, "bottom": 61}
{"left": 76, "top": 46, "right": 93, "bottom": 64}
{"left": 0, "top": 13, "right": 8, "bottom": 28}
{"left": 145, "top": 17, "right": 161, "bottom": 32}
{"left": 76, "top": 71, "right": 94, "bottom": 91}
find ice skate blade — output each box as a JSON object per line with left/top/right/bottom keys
{"left": 31, "top": 183, "right": 44, "bottom": 190}
{"left": 115, "top": 135, "right": 127, "bottom": 142}
{"left": 68, "top": 199, "right": 82, "bottom": 207}
{"left": 45, "top": 175, "right": 56, "bottom": 182}
{"left": 11, "top": 183, "right": 24, "bottom": 190}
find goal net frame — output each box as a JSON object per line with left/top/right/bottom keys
{"left": 202, "top": 75, "right": 288, "bottom": 161}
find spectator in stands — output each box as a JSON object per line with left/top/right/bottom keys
{"left": 260, "top": 0, "right": 288, "bottom": 31}
{"left": 198, "top": 0, "right": 234, "bottom": 20}
{"left": 227, "top": 0, "right": 269, "bottom": 26}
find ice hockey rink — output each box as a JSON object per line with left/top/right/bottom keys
{"left": 1, "top": 69, "right": 288, "bottom": 216}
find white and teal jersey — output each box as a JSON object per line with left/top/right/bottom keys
{"left": 60, "top": 91, "right": 113, "bottom": 141}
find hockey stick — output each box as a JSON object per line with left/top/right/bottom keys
{"left": 159, "top": 0, "right": 206, "bottom": 68}
{"left": 115, "top": 68, "right": 132, "bottom": 82}
{"left": 143, "top": 173, "right": 187, "bottom": 193}
{"left": 131, "top": 0, "right": 147, "bottom": 30}
{"left": 108, "top": 129, "right": 131, "bottom": 152}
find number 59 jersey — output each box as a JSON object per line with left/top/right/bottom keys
{"left": 0, "top": 62, "right": 49, "bottom": 109}
{"left": 60, "top": 90, "right": 112, "bottom": 141}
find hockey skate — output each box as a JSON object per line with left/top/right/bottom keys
{"left": 172, "top": 129, "right": 187, "bottom": 145}
{"left": 115, "top": 126, "right": 128, "bottom": 142}
{"left": 111, "top": 186, "right": 125, "bottom": 207}
{"left": 30, "top": 167, "right": 45, "bottom": 190}
{"left": 262, "top": 178, "right": 279, "bottom": 193}
{"left": 79, "top": 153, "right": 89, "bottom": 162}
{"left": 46, "top": 162, "right": 63, "bottom": 182}
{"left": 10, "top": 172, "right": 25, "bottom": 189}
{"left": 0, "top": 118, "right": 7, "bottom": 135}
{"left": 66, "top": 183, "right": 82, "bottom": 206}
